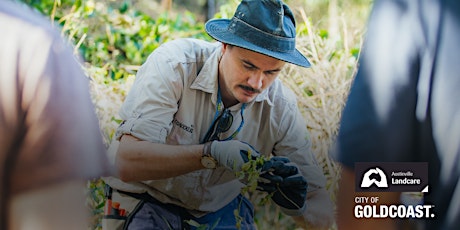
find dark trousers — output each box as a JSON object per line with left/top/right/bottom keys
{"left": 126, "top": 193, "right": 256, "bottom": 230}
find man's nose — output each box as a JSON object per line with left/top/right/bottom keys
{"left": 247, "top": 72, "right": 263, "bottom": 89}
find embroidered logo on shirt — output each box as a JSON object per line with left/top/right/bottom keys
{"left": 172, "top": 119, "right": 194, "bottom": 133}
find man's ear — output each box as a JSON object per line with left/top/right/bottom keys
{"left": 221, "top": 42, "right": 228, "bottom": 53}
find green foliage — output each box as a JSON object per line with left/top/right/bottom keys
{"left": 86, "top": 179, "right": 106, "bottom": 229}
{"left": 20, "top": 0, "right": 210, "bottom": 80}
{"left": 18, "top": 0, "right": 73, "bottom": 16}
{"left": 235, "top": 153, "right": 268, "bottom": 195}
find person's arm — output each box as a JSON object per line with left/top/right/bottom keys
{"left": 4, "top": 7, "right": 111, "bottom": 228}
{"left": 116, "top": 135, "right": 261, "bottom": 181}
{"left": 116, "top": 134, "right": 205, "bottom": 181}
{"left": 336, "top": 166, "right": 400, "bottom": 230}
{"left": 293, "top": 187, "right": 334, "bottom": 230}
{"left": 9, "top": 180, "right": 89, "bottom": 230}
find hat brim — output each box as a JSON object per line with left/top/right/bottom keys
{"left": 205, "top": 19, "right": 311, "bottom": 68}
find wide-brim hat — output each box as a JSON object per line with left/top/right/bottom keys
{"left": 205, "top": 0, "right": 310, "bottom": 68}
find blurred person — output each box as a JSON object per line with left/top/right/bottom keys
{"left": 0, "top": 1, "right": 111, "bottom": 229}
{"left": 103, "top": 0, "right": 334, "bottom": 229}
{"left": 334, "top": 0, "right": 460, "bottom": 229}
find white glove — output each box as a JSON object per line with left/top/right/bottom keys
{"left": 209, "top": 140, "right": 259, "bottom": 171}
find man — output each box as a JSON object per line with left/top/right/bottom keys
{"left": 0, "top": 0, "right": 111, "bottom": 229}
{"left": 334, "top": 0, "right": 460, "bottom": 229}
{"left": 104, "top": 0, "right": 333, "bottom": 229}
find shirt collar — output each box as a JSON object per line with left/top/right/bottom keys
{"left": 190, "top": 44, "right": 220, "bottom": 105}
{"left": 254, "top": 87, "right": 273, "bottom": 106}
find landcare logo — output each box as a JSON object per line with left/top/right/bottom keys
{"left": 360, "top": 167, "right": 388, "bottom": 188}
{"left": 353, "top": 162, "right": 435, "bottom": 219}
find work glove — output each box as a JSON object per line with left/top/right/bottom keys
{"left": 209, "top": 140, "right": 260, "bottom": 171}
{"left": 258, "top": 158, "right": 308, "bottom": 216}
{"left": 259, "top": 156, "right": 298, "bottom": 175}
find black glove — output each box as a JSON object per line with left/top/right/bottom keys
{"left": 258, "top": 158, "right": 308, "bottom": 216}
{"left": 259, "top": 156, "right": 298, "bottom": 175}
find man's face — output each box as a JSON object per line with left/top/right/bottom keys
{"left": 218, "top": 44, "right": 285, "bottom": 106}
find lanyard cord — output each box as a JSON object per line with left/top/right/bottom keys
{"left": 202, "top": 88, "right": 246, "bottom": 143}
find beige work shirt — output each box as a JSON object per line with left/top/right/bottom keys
{"left": 105, "top": 38, "right": 326, "bottom": 215}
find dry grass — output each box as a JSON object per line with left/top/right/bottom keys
{"left": 88, "top": 65, "right": 136, "bottom": 145}
{"left": 286, "top": 8, "right": 364, "bottom": 199}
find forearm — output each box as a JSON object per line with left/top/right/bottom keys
{"left": 116, "top": 134, "right": 205, "bottom": 181}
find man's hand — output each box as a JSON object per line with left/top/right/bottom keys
{"left": 258, "top": 158, "right": 308, "bottom": 216}
{"left": 209, "top": 140, "right": 259, "bottom": 171}
{"left": 259, "top": 156, "right": 298, "bottom": 175}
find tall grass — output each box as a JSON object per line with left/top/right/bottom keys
{"left": 290, "top": 6, "right": 365, "bottom": 199}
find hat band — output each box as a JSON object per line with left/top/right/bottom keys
{"left": 228, "top": 17, "right": 296, "bottom": 53}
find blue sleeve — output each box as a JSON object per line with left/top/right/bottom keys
{"left": 333, "top": 0, "right": 424, "bottom": 168}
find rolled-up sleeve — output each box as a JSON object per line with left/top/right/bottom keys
{"left": 116, "top": 46, "right": 184, "bottom": 143}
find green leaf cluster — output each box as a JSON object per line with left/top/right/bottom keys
{"left": 20, "top": 0, "right": 211, "bottom": 80}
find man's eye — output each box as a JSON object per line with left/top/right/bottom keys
{"left": 265, "top": 71, "right": 278, "bottom": 76}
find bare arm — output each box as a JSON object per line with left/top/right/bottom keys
{"left": 115, "top": 134, "right": 206, "bottom": 182}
